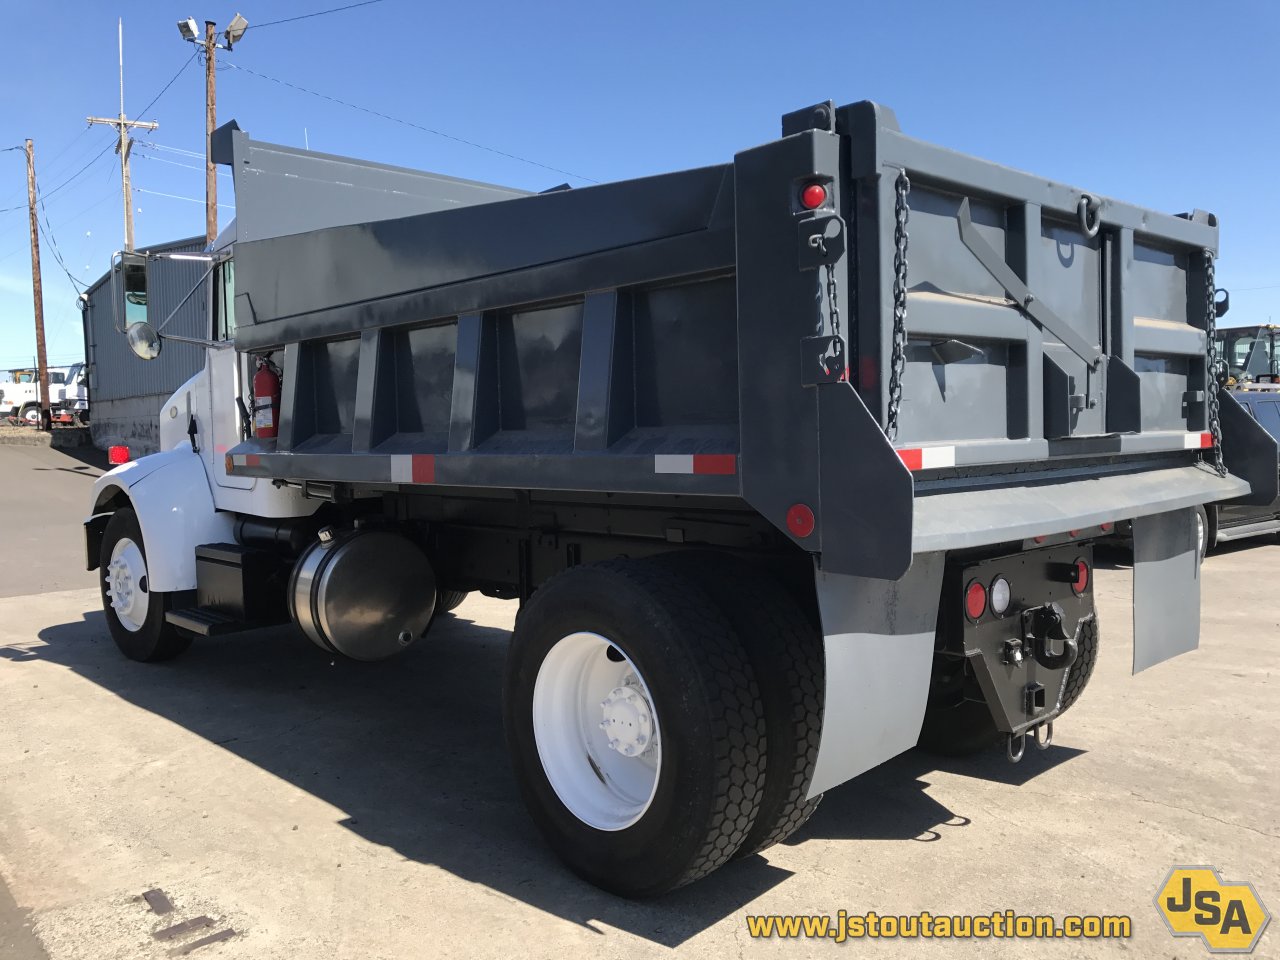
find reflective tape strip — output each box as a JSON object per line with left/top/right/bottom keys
{"left": 654, "top": 454, "right": 737, "bottom": 475}
{"left": 391, "top": 454, "right": 436, "bottom": 483}
{"left": 1184, "top": 432, "right": 1214, "bottom": 449}
{"left": 229, "top": 454, "right": 260, "bottom": 468}
{"left": 897, "top": 446, "right": 955, "bottom": 471}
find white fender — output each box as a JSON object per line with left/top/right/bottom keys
{"left": 89, "top": 448, "right": 234, "bottom": 593}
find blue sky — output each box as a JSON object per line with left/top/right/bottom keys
{"left": 1, "top": 0, "right": 1277, "bottom": 370}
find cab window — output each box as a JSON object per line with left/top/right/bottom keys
{"left": 122, "top": 257, "right": 148, "bottom": 326}
{"left": 213, "top": 260, "right": 236, "bottom": 341}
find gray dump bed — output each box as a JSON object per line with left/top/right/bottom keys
{"left": 220, "top": 101, "right": 1275, "bottom": 579}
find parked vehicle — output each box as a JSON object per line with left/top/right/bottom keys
{"left": 1216, "top": 324, "right": 1279, "bottom": 385}
{"left": 1, "top": 365, "right": 80, "bottom": 424}
{"left": 84, "top": 103, "right": 1276, "bottom": 897}
{"left": 1201, "top": 386, "right": 1280, "bottom": 548}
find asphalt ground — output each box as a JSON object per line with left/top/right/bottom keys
{"left": 0, "top": 443, "right": 1275, "bottom": 958}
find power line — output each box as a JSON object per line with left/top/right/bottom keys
{"left": 135, "top": 186, "right": 234, "bottom": 209}
{"left": 136, "top": 49, "right": 200, "bottom": 120}
{"left": 37, "top": 196, "right": 88, "bottom": 293}
{"left": 134, "top": 150, "right": 232, "bottom": 178}
{"left": 248, "top": 0, "right": 387, "bottom": 30}
{"left": 224, "top": 61, "right": 599, "bottom": 184}
{"left": 38, "top": 139, "right": 117, "bottom": 203}
{"left": 1231, "top": 283, "right": 1280, "bottom": 292}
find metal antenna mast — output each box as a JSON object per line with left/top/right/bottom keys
{"left": 87, "top": 19, "right": 158, "bottom": 253}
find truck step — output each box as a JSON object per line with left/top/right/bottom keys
{"left": 165, "top": 607, "right": 249, "bottom": 637}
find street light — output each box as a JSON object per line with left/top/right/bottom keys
{"left": 224, "top": 13, "right": 249, "bottom": 49}
{"left": 174, "top": 13, "right": 249, "bottom": 248}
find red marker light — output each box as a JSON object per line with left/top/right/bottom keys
{"left": 964, "top": 579, "right": 987, "bottom": 621}
{"left": 800, "top": 183, "right": 827, "bottom": 209}
{"left": 1071, "top": 559, "right": 1090, "bottom": 595}
{"left": 786, "top": 503, "right": 816, "bottom": 538}
{"left": 108, "top": 445, "right": 130, "bottom": 465}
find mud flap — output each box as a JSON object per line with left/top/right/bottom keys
{"left": 1132, "top": 508, "right": 1200, "bottom": 673}
{"left": 807, "top": 552, "right": 944, "bottom": 798}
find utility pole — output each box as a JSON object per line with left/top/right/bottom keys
{"left": 178, "top": 14, "right": 247, "bottom": 248}
{"left": 24, "top": 140, "right": 51, "bottom": 432}
{"left": 204, "top": 20, "right": 217, "bottom": 248}
{"left": 88, "top": 19, "right": 158, "bottom": 253}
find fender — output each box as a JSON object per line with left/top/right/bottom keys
{"left": 88, "top": 449, "right": 234, "bottom": 593}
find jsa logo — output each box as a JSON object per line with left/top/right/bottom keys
{"left": 1155, "top": 866, "right": 1270, "bottom": 953}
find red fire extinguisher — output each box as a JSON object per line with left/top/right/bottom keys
{"left": 252, "top": 356, "right": 281, "bottom": 439}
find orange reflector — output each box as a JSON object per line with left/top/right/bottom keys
{"left": 108, "top": 445, "right": 130, "bottom": 465}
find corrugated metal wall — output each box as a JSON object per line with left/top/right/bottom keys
{"left": 81, "top": 236, "right": 209, "bottom": 402}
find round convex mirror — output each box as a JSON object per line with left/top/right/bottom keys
{"left": 126, "top": 322, "right": 162, "bottom": 360}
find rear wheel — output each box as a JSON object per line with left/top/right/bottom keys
{"left": 99, "top": 507, "right": 191, "bottom": 662}
{"left": 20, "top": 404, "right": 39, "bottom": 425}
{"left": 918, "top": 617, "right": 1099, "bottom": 756}
{"left": 504, "top": 560, "right": 765, "bottom": 897}
{"left": 437, "top": 589, "right": 469, "bottom": 613}
{"left": 648, "top": 552, "right": 824, "bottom": 856}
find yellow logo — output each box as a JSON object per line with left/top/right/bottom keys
{"left": 1155, "top": 866, "right": 1270, "bottom": 953}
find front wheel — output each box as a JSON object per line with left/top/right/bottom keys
{"left": 504, "top": 560, "right": 766, "bottom": 897}
{"left": 99, "top": 507, "right": 191, "bottom": 662}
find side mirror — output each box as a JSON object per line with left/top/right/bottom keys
{"left": 127, "top": 321, "right": 163, "bottom": 360}
{"left": 1214, "top": 288, "right": 1230, "bottom": 319}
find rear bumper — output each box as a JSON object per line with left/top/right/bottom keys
{"left": 912, "top": 463, "right": 1247, "bottom": 553}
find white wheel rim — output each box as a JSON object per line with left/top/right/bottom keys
{"left": 105, "top": 536, "right": 149, "bottom": 632}
{"left": 532, "top": 632, "right": 662, "bottom": 831}
{"left": 22, "top": 408, "right": 38, "bottom": 423}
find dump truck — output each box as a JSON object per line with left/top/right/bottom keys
{"left": 85, "top": 101, "right": 1278, "bottom": 898}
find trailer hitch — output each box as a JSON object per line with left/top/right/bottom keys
{"left": 1021, "top": 602, "right": 1079, "bottom": 671}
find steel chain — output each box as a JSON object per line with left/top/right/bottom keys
{"left": 823, "top": 259, "right": 842, "bottom": 376}
{"left": 886, "top": 170, "right": 911, "bottom": 441}
{"left": 1204, "top": 251, "right": 1226, "bottom": 476}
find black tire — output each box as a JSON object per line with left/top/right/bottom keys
{"left": 647, "top": 552, "right": 823, "bottom": 856}
{"left": 437, "top": 589, "right": 469, "bottom": 613}
{"left": 503, "top": 560, "right": 766, "bottom": 897}
{"left": 918, "top": 616, "right": 1099, "bottom": 756}
{"left": 99, "top": 507, "right": 191, "bottom": 662}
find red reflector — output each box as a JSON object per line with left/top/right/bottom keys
{"left": 897, "top": 448, "right": 923, "bottom": 471}
{"left": 800, "top": 182, "right": 827, "bottom": 209}
{"left": 1072, "top": 559, "right": 1090, "bottom": 595}
{"left": 1068, "top": 529, "right": 1079, "bottom": 538}
{"left": 1199, "top": 432, "right": 1214, "bottom": 449}
{"left": 964, "top": 580, "right": 986, "bottom": 620}
{"left": 1033, "top": 535, "right": 1047, "bottom": 544}
{"left": 108, "top": 445, "right": 130, "bottom": 465}
{"left": 1100, "top": 522, "right": 1113, "bottom": 532}
{"left": 786, "top": 503, "right": 815, "bottom": 538}
{"left": 692, "top": 454, "right": 737, "bottom": 475}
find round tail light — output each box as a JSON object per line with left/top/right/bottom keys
{"left": 964, "top": 579, "right": 987, "bottom": 621}
{"left": 989, "top": 576, "right": 1011, "bottom": 616}
{"left": 1071, "top": 558, "right": 1090, "bottom": 595}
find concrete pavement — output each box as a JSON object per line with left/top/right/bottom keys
{"left": 0, "top": 540, "right": 1275, "bottom": 958}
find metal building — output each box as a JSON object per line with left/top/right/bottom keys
{"left": 80, "top": 235, "right": 209, "bottom": 454}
